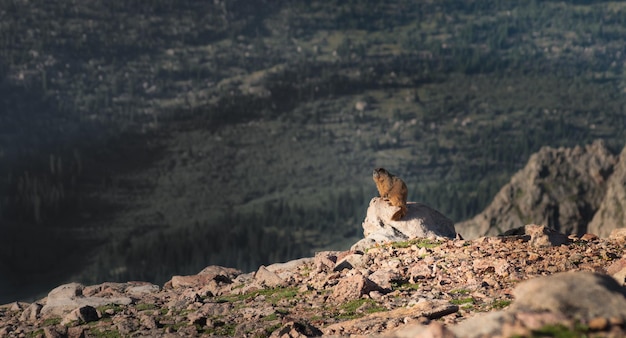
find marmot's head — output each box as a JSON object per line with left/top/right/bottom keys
{"left": 373, "top": 167, "right": 390, "bottom": 181}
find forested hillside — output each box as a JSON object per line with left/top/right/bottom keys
{"left": 1, "top": 0, "right": 625, "bottom": 302}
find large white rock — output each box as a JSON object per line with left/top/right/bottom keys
{"left": 41, "top": 283, "right": 132, "bottom": 317}
{"left": 351, "top": 198, "right": 456, "bottom": 251}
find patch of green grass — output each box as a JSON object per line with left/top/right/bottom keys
{"left": 528, "top": 323, "right": 589, "bottom": 338}
{"left": 26, "top": 329, "right": 44, "bottom": 338}
{"left": 261, "top": 287, "right": 299, "bottom": 305}
{"left": 391, "top": 238, "right": 442, "bottom": 249}
{"left": 135, "top": 303, "right": 156, "bottom": 311}
{"left": 214, "top": 288, "right": 268, "bottom": 303}
{"left": 96, "top": 304, "right": 124, "bottom": 316}
{"left": 450, "top": 297, "right": 474, "bottom": 305}
{"left": 214, "top": 286, "right": 299, "bottom": 306}
{"left": 299, "top": 264, "right": 313, "bottom": 277}
{"left": 449, "top": 289, "right": 470, "bottom": 295}
{"left": 309, "top": 313, "right": 325, "bottom": 322}
{"left": 490, "top": 299, "right": 511, "bottom": 309}
{"left": 263, "top": 313, "right": 279, "bottom": 321}
{"left": 265, "top": 323, "right": 283, "bottom": 336}
{"left": 337, "top": 298, "right": 387, "bottom": 320}
{"left": 276, "top": 308, "right": 290, "bottom": 316}
{"left": 391, "top": 280, "right": 420, "bottom": 291}
{"left": 43, "top": 317, "right": 62, "bottom": 326}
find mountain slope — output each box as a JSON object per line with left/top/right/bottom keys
{"left": 456, "top": 140, "right": 619, "bottom": 239}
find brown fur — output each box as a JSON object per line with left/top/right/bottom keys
{"left": 372, "top": 168, "right": 408, "bottom": 221}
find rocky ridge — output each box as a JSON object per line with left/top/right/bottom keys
{"left": 1, "top": 200, "right": 626, "bottom": 337}
{"left": 456, "top": 140, "right": 624, "bottom": 239}
{"left": 588, "top": 145, "right": 626, "bottom": 237}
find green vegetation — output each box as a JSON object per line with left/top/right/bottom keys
{"left": 263, "top": 313, "right": 279, "bottom": 322}
{"left": 391, "top": 280, "right": 420, "bottom": 291}
{"left": 490, "top": 299, "right": 512, "bottom": 310}
{"left": 337, "top": 298, "right": 387, "bottom": 319}
{"left": 1, "top": 0, "right": 626, "bottom": 301}
{"left": 265, "top": 323, "right": 284, "bottom": 336}
{"left": 450, "top": 297, "right": 474, "bottom": 305}
{"left": 527, "top": 323, "right": 590, "bottom": 338}
{"left": 96, "top": 304, "right": 124, "bottom": 317}
{"left": 391, "top": 238, "right": 442, "bottom": 249}
{"left": 26, "top": 329, "right": 44, "bottom": 338}
{"left": 42, "top": 317, "right": 62, "bottom": 326}
{"left": 449, "top": 289, "right": 470, "bottom": 295}
{"left": 135, "top": 303, "right": 157, "bottom": 311}
{"left": 214, "top": 286, "right": 299, "bottom": 305}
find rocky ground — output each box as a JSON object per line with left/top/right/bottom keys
{"left": 1, "top": 220, "right": 626, "bottom": 337}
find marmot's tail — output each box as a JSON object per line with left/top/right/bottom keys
{"left": 391, "top": 206, "right": 407, "bottom": 221}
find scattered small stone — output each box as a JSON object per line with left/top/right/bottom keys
{"left": 331, "top": 274, "right": 381, "bottom": 303}
{"left": 19, "top": 303, "right": 42, "bottom": 322}
{"left": 67, "top": 326, "right": 85, "bottom": 338}
{"left": 588, "top": 317, "right": 609, "bottom": 331}
{"left": 609, "top": 228, "right": 626, "bottom": 243}
{"left": 139, "top": 313, "right": 158, "bottom": 330}
{"left": 254, "top": 265, "right": 285, "bottom": 287}
{"left": 43, "top": 325, "right": 66, "bottom": 338}
{"left": 581, "top": 233, "right": 598, "bottom": 241}
{"left": 61, "top": 305, "right": 99, "bottom": 326}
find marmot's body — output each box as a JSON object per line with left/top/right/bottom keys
{"left": 373, "top": 168, "right": 408, "bottom": 221}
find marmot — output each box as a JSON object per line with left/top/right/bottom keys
{"left": 372, "top": 168, "right": 408, "bottom": 221}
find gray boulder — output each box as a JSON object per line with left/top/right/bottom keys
{"left": 510, "top": 271, "right": 626, "bottom": 321}
{"left": 41, "top": 283, "right": 132, "bottom": 317}
{"left": 352, "top": 197, "right": 456, "bottom": 251}
{"left": 254, "top": 265, "right": 285, "bottom": 288}
{"left": 449, "top": 271, "right": 626, "bottom": 338}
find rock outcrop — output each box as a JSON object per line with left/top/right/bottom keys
{"left": 457, "top": 140, "right": 619, "bottom": 239}
{"left": 351, "top": 197, "right": 457, "bottom": 251}
{"left": 588, "top": 145, "right": 626, "bottom": 237}
{"left": 510, "top": 271, "right": 626, "bottom": 321}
